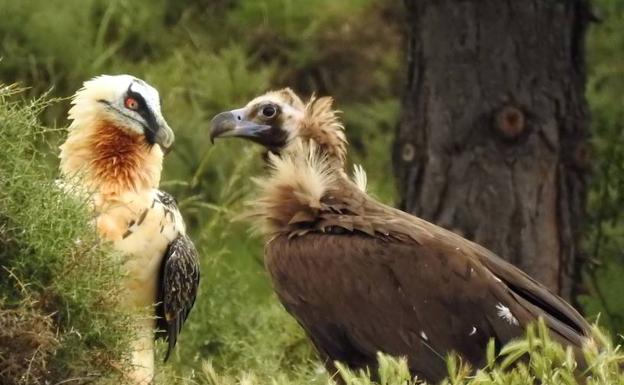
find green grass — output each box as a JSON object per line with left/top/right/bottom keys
{"left": 165, "top": 319, "right": 624, "bottom": 385}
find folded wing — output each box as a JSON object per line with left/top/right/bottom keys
{"left": 156, "top": 233, "right": 200, "bottom": 361}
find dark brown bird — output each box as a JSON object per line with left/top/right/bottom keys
{"left": 210, "top": 89, "right": 591, "bottom": 383}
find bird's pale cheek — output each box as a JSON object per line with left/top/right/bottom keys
{"left": 108, "top": 113, "right": 144, "bottom": 137}
{"left": 127, "top": 122, "right": 147, "bottom": 137}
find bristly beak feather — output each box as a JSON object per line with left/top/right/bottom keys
{"left": 210, "top": 108, "right": 270, "bottom": 144}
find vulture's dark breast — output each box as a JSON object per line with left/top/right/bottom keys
{"left": 265, "top": 225, "right": 589, "bottom": 382}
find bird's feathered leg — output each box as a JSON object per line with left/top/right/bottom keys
{"left": 127, "top": 315, "right": 156, "bottom": 385}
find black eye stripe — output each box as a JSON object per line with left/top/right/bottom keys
{"left": 126, "top": 88, "right": 155, "bottom": 124}
{"left": 127, "top": 88, "right": 148, "bottom": 112}
{"left": 126, "top": 86, "right": 160, "bottom": 145}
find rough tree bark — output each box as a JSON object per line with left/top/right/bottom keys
{"left": 393, "top": 0, "right": 592, "bottom": 300}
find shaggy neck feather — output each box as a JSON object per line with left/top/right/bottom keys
{"left": 295, "top": 96, "right": 347, "bottom": 168}
{"left": 250, "top": 141, "right": 343, "bottom": 235}
{"left": 60, "top": 119, "right": 162, "bottom": 198}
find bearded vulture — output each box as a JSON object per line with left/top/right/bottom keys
{"left": 59, "top": 75, "right": 200, "bottom": 384}
{"left": 209, "top": 89, "right": 591, "bottom": 383}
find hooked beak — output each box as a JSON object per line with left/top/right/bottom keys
{"left": 210, "top": 108, "right": 271, "bottom": 144}
{"left": 155, "top": 121, "right": 175, "bottom": 154}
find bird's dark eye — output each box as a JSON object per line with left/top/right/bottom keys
{"left": 125, "top": 97, "right": 140, "bottom": 111}
{"left": 261, "top": 105, "right": 277, "bottom": 118}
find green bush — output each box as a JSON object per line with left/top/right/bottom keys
{"left": 0, "top": 86, "right": 131, "bottom": 384}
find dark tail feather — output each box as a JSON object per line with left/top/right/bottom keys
{"left": 163, "top": 321, "right": 179, "bottom": 362}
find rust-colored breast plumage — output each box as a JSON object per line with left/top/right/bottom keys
{"left": 88, "top": 123, "right": 154, "bottom": 195}
{"left": 60, "top": 120, "right": 163, "bottom": 198}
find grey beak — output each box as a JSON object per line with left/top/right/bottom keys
{"left": 210, "top": 108, "right": 270, "bottom": 144}
{"left": 155, "top": 121, "right": 175, "bottom": 154}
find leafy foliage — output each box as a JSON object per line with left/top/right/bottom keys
{"left": 0, "top": 86, "right": 131, "bottom": 384}
{"left": 580, "top": 0, "right": 624, "bottom": 334}
{"left": 170, "top": 319, "right": 624, "bottom": 385}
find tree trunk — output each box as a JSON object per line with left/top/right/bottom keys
{"left": 393, "top": 0, "right": 592, "bottom": 300}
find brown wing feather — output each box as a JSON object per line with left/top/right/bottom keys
{"left": 250, "top": 150, "right": 589, "bottom": 381}
{"left": 156, "top": 233, "right": 200, "bottom": 361}
{"left": 266, "top": 230, "right": 589, "bottom": 383}
{"left": 471, "top": 243, "right": 589, "bottom": 344}
{"left": 331, "top": 182, "right": 591, "bottom": 344}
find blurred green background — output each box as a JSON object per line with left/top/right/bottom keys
{"left": 0, "top": 0, "right": 622, "bottom": 383}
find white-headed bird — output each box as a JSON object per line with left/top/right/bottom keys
{"left": 59, "top": 75, "right": 199, "bottom": 384}
{"left": 210, "top": 89, "right": 591, "bottom": 383}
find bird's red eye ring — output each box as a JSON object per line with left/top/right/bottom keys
{"left": 125, "top": 97, "right": 139, "bottom": 111}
